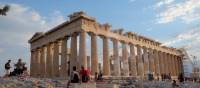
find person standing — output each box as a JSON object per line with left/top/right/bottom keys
{"left": 5, "top": 60, "right": 11, "bottom": 76}
{"left": 15, "top": 59, "right": 24, "bottom": 75}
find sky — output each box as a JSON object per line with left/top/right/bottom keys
{"left": 0, "top": 0, "right": 200, "bottom": 76}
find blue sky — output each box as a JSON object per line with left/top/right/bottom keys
{"left": 0, "top": 0, "right": 200, "bottom": 76}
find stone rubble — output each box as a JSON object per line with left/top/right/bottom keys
{"left": 0, "top": 78, "right": 200, "bottom": 88}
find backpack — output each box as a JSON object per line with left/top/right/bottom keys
{"left": 5, "top": 63, "right": 10, "bottom": 70}
{"left": 82, "top": 70, "right": 89, "bottom": 82}
{"left": 71, "top": 72, "right": 79, "bottom": 83}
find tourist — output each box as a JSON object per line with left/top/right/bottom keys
{"left": 4, "top": 60, "right": 11, "bottom": 76}
{"left": 22, "top": 63, "right": 27, "bottom": 72}
{"left": 94, "top": 72, "right": 98, "bottom": 81}
{"left": 172, "top": 80, "right": 179, "bottom": 88}
{"left": 178, "top": 73, "right": 184, "bottom": 83}
{"left": 168, "top": 73, "right": 172, "bottom": 80}
{"left": 80, "top": 66, "right": 90, "bottom": 83}
{"left": 70, "top": 66, "right": 80, "bottom": 83}
{"left": 19, "top": 67, "right": 29, "bottom": 81}
{"left": 97, "top": 71, "right": 103, "bottom": 81}
{"left": 15, "top": 58, "right": 24, "bottom": 75}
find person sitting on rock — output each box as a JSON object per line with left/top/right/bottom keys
{"left": 19, "top": 67, "right": 29, "bottom": 81}
{"left": 4, "top": 60, "right": 11, "bottom": 77}
{"left": 80, "top": 66, "right": 90, "bottom": 83}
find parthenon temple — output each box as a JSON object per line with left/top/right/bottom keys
{"left": 29, "top": 11, "right": 184, "bottom": 80}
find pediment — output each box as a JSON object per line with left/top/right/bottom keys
{"left": 29, "top": 32, "right": 44, "bottom": 43}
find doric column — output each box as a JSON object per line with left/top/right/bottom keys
{"left": 136, "top": 45, "right": 144, "bottom": 79}
{"left": 102, "top": 36, "right": 110, "bottom": 76}
{"left": 175, "top": 56, "right": 181, "bottom": 76}
{"left": 40, "top": 46, "right": 46, "bottom": 77}
{"left": 90, "top": 33, "right": 99, "bottom": 75}
{"left": 158, "top": 51, "right": 164, "bottom": 74}
{"left": 60, "top": 37, "right": 68, "bottom": 79}
{"left": 173, "top": 55, "right": 179, "bottom": 76}
{"left": 79, "top": 31, "right": 87, "bottom": 69}
{"left": 87, "top": 56, "right": 91, "bottom": 71}
{"left": 153, "top": 50, "right": 160, "bottom": 76}
{"left": 143, "top": 46, "right": 149, "bottom": 76}
{"left": 171, "top": 55, "right": 176, "bottom": 76}
{"left": 53, "top": 41, "right": 60, "bottom": 77}
{"left": 46, "top": 43, "right": 53, "bottom": 78}
{"left": 148, "top": 48, "right": 155, "bottom": 75}
{"left": 163, "top": 52, "right": 168, "bottom": 74}
{"left": 30, "top": 50, "right": 36, "bottom": 77}
{"left": 122, "top": 42, "right": 129, "bottom": 76}
{"left": 167, "top": 53, "right": 172, "bottom": 75}
{"left": 112, "top": 38, "right": 120, "bottom": 76}
{"left": 70, "top": 33, "right": 78, "bottom": 74}
{"left": 129, "top": 44, "right": 137, "bottom": 77}
{"left": 36, "top": 48, "right": 41, "bottom": 77}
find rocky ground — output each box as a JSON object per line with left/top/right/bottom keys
{"left": 0, "top": 77, "right": 200, "bottom": 88}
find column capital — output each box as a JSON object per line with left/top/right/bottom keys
{"left": 71, "top": 32, "right": 79, "bottom": 36}
{"left": 99, "top": 35, "right": 107, "bottom": 39}
{"left": 110, "top": 37, "right": 118, "bottom": 42}
{"left": 60, "top": 36, "right": 69, "bottom": 40}
{"left": 119, "top": 40, "right": 126, "bottom": 44}
{"left": 88, "top": 32, "right": 96, "bottom": 36}
{"left": 31, "top": 49, "right": 37, "bottom": 52}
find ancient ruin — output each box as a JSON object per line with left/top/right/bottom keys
{"left": 29, "top": 12, "right": 184, "bottom": 80}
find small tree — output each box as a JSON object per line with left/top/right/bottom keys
{"left": 0, "top": 5, "right": 10, "bottom": 16}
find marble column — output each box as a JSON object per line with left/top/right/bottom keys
{"left": 173, "top": 55, "right": 178, "bottom": 76}
{"left": 153, "top": 50, "right": 160, "bottom": 76}
{"left": 129, "top": 44, "right": 137, "bottom": 77}
{"left": 61, "top": 37, "right": 68, "bottom": 79}
{"left": 136, "top": 45, "right": 144, "bottom": 78}
{"left": 122, "top": 42, "right": 129, "bottom": 76}
{"left": 148, "top": 48, "right": 155, "bottom": 75}
{"left": 143, "top": 46, "right": 149, "bottom": 76}
{"left": 70, "top": 33, "right": 78, "bottom": 75}
{"left": 170, "top": 54, "right": 173, "bottom": 75}
{"left": 102, "top": 36, "right": 110, "bottom": 76}
{"left": 90, "top": 33, "right": 98, "bottom": 75}
{"left": 87, "top": 56, "right": 91, "bottom": 71}
{"left": 112, "top": 39, "right": 120, "bottom": 76}
{"left": 175, "top": 56, "right": 180, "bottom": 76}
{"left": 46, "top": 43, "right": 53, "bottom": 78}
{"left": 53, "top": 41, "right": 60, "bottom": 77}
{"left": 163, "top": 52, "right": 168, "bottom": 74}
{"left": 40, "top": 46, "right": 46, "bottom": 77}
{"left": 158, "top": 51, "right": 164, "bottom": 74}
{"left": 30, "top": 50, "right": 36, "bottom": 77}
{"left": 167, "top": 53, "right": 172, "bottom": 75}
{"left": 36, "top": 48, "right": 41, "bottom": 77}
{"left": 171, "top": 55, "right": 176, "bottom": 76}
{"left": 79, "top": 31, "right": 87, "bottom": 69}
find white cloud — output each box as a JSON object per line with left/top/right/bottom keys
{"left": 155, "top": 0, "right": 175, "bottom": 8}
{"left": 156, "top": 0, "right": 200, "bottom": 24}
{"left": 163, "top": 26, "right": 200, "bottom": 60}
{"left": 0, "top": 4, "right": 65, "bottom": 47}
{"left": 0, "top": 3, "right": 65, "bottom": 76}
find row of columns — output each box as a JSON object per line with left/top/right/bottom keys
{"left": 30, "top": 31, "right": 183, "bottom": 79}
